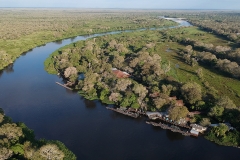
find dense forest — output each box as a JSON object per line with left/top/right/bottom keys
{"left": 45, "top": 21, "right": 240, "bottom": 147}
{"left": 0, "top": 108, "right": 76, "bottom": 160}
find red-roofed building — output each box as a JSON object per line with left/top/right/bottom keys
{"left": 175, "top": 100, "right": 184, "bottom": 107}
{"left": 112, "top": 68, "right": 130, "bottom": 78}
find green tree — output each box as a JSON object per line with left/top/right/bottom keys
{"left": 132, "top": 83, "right": 148, "bottom": 108}
{"left": 181, "top": 82, "right": 202, "bottom": 104}
{"left": 216, "top": 96, "right": 236, "bottom": 109}
{"left": 115, "top": 79, "right": 132, "bottom": 91}
{"left": 168, "top": 105, "right": 189, "bottom": 121}
{"left": 208, "top": 106, "right": 224, "bottom": 117}
{"left": 212, "top": 123, "right": 229, "bottom": 137}
{"left": 200, "top": 118, "right": 211, "bottom": 127}
{"left": 0, "top": 113, "right": 4, "bottom": 123}
{"left": 100, "top": 89, "right": 109, "bottom": 101}
{"left": 154, "top": 97, "right": 166, "bottom": 109}
{"left": 195, "top": 68, "right": 203, "bottom": 78}
{"left": 112, "top": 55, "right": 125, "bottom": 68}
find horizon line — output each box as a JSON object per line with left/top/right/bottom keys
{"left": 0, "top": 7, "right": 240, "bottom": 11}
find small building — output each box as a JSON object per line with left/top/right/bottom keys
{"left": 190, "top": 124, "right": 207, "bottom": 137}
{"left": 190, "top": 124, "right": 207, "bottom": 133}
{"left": 146, "top": 112, "right": 164, "bottom": 120}
{"left": 112, "top": 68, "right": 130, "bottom": 78}
{"left": 175, "top": 100, "right": 184, "bottom": 107}
{"left": 190, "top": 129, "right": 199, "bottom": 136}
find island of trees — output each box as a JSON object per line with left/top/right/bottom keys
{"left": 45, "top": 14, "right": 240, "bottom": 147}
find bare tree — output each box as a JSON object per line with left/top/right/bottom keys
{"left": 39, "top": 144, "right": 64, "bottom": 160}
{"left": 109, "top": 92, "right": 122, "bottom": 102}
{"left": 0, "top": 147, "right": 13, "bottom": 160}
{"left": 64, "top": 67, "right": 77, "bottom": 78}
{"left": 0, "top": 123, "right": 23, "bottom": 142}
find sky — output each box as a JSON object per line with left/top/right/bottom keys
{"left": 0, "top": 0, "right": 240, "bottom": 10}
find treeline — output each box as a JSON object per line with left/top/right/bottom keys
{"left": 187, "top": 13, "right": 240, "bottom": 43}
{"left": 163, "top": 11, "right": 240, "bottom": 43}
{"left": 0, "top": 9, "right": 177, "bottom": 71}
{"left": 171, "top": 36, "right": 240, "bottom": 78}
{"left": 0, "top": 108, "right": 76, "bottom": 160}
{"left": 45, "top": 29, "right": 240, "bottom": 148}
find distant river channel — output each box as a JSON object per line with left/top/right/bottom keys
{"left": 0, "top": 18, "right": 239, "bottom": 160}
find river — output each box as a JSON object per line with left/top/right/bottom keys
{"left": 0, "top": 19, "right": 239, "bottom": 160}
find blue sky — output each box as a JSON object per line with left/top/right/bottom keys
{"left": 0, "top": 0, "right": 239, "bottom": 9}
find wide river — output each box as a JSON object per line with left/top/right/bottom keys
{"left": 0, "top": 19, "right": 240, "bottom": 160}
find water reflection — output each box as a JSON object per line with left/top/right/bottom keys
{"left": 54, "top": 40, "right": 63, "bottom": 44}
{"left": 109, "top": 111, "right": 135, "bottom": 120}
{"left": 83, "top": 98, "right": 96, "bottom": 109}
{"left": 83, "top": 35, "right": 91, "bottom": 38}
{"left": 0, "top": 70, "right": 3, "bottom": 78}
{"left": 70, "top": 37, "right": 77, "bottom": 42}
{"left": 151, "top": 125, "right": 164, "bottom": 132}
{"left": 4, "top": 63, "right": 14, "bottom": 73}
{"left": 166, "top": 129, "right": 185, "bottom": 141}
{"left": 21, "top": 49, "right": 33, "bottom": 56}
{"left": 65, "top": 88, "right": 76, "bottom": 94}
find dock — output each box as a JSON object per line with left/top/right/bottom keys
{"left": 146, "top": 121, "right": 192, "bottom": 136}
{"left": 55, "top": 82, "right": 73, "bottom": 90}
{"left": 147, "top": 115, "right": 191, "bottom": 129}
{"left": 106, "top": 107, "right": 139, "bottom": 118}
{"left": 127, "top": 108, "right": 146, "bottom": 116}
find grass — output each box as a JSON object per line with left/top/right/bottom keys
{"left": 157, "top": 27, "right": 240, "bottom": 105}
{"left": 167, "top": 26, "right": 231, "bottom": 46}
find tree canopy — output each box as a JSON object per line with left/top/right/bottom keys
{"left": 181, "top": 82, "right": 202, "bottom": 105}
{"left": 168, "top": 105, "right": 189, "bottom": 121}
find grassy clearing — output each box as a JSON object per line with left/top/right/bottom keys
{"left": 157, "top": 27, "right": 240, "bottom": 105}
{"left": 167, "top": 26, "right": 231, "bottom": 46}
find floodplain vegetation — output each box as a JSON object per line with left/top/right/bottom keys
{"left": 45, "top": 12, "right": 240, "bottom": 148}
{"left": 0, "top": 9, "right": 176, "bottom": 71}
{"left": 0, "top": 108, "right": 76, "bottom": 160}
{"left": 164, "top": 11, "right": 240, "bottom": 44}
{"left": 1, "top": 9, "right": 240, "bottom": 157}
